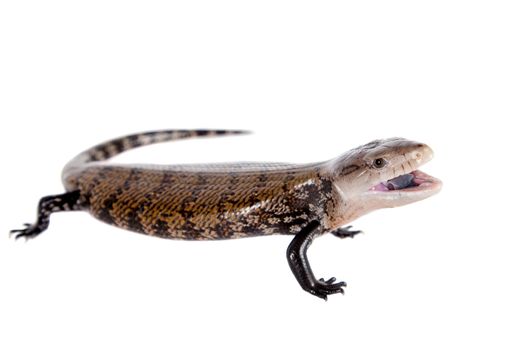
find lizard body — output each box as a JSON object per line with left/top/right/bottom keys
{"left": 12, "top": 129, "right": 441, "bottom": 299}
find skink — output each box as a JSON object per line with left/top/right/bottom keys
{"left": 11, "top": 130, "right": 442, "bottom": 299}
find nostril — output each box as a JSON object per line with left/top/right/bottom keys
{"left": 414, "top": 152, "right": 423, "bottom": 161}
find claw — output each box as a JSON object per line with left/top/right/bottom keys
{"left": 9, "top": 229, "right": 21, "bottom": 238}
{"left": 12, "top": 231, "right": 26, "bottom": 240}
{"left": 324, "top": 277, "right": 336, "bottom": 284}
{"left": 15, "top": 233, "right": 27, "bottom": 241}
{"left": 319, "top": 277, "right": 337, "bottom": 284}
{"left": 324, "top": 281, "right": 346, "bottom": 291}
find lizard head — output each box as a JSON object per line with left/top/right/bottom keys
{"left": 324, "top": 138, "right": 442, "bottom": 226}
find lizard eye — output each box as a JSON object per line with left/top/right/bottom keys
{"left": 373, "top": 158, "right": 387, "bottom": 169}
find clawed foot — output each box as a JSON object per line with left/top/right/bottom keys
{"left": 308, "top": 277, "right": 347, "bottom": 300}
{"left": 10, "top": 223, "right": 42, "bottom": 240}
{"left": 332, "top": 226, "right": 363, "bottom": 239}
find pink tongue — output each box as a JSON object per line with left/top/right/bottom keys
{"left": 370, "top": 183, "right": 389, "bottom": 192}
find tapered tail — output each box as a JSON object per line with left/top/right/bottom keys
{"left": 62, "top": 129, "right": 250, "bottom": 183}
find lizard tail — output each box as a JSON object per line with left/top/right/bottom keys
{"left": 62, "top": 129, "right": 250, "bottom": 182}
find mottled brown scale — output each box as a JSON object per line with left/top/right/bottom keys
{"left": 67, "top": 164, "right": 330, "bottom": 240}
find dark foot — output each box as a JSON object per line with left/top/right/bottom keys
{"left": 10, "top": 223, "right": 44, "bottom": 240}
{"left": 309, "top": 277, "right": 347, "bottom": 300}
{"left": 331, "top": 226, "right": 363, "bottom": 239}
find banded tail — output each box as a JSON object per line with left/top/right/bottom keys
{"left": 62, "top": 129, "right": 250, "bottom": 183}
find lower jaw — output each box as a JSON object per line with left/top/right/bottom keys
{"left": 369, "top": 169, "right": 442, "bottom": 193}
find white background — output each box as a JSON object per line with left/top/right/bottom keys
{"left": 1, "top": 1, "right": 524, "bottom": 349}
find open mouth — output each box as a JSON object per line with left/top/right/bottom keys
{"left": 369, "top": 170, "right": 440, "bottom": 193}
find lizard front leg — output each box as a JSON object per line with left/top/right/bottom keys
{"left": 286, "top": 221, "right": 346, "bottom": 300}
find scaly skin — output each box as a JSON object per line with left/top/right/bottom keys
{"left": 11, "top": 129, "right": 442, "bottom": 299}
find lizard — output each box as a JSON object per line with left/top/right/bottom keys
{"left": 10, "top": 129, "right": 442, "bottom": 299}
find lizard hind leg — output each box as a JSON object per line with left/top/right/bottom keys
{"left": 10, "top": 190, "right": 82, "bottom": 240}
